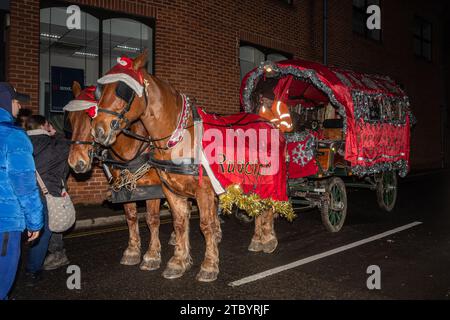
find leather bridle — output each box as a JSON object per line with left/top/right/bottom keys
{"left": 95, "top": 81, "right": 147, "bottom": 132}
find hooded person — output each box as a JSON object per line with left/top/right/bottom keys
{"left": 0, "top": 82, "right": 44, "bottom": 300}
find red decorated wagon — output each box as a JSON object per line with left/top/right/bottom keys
{"left": 241, "top": 59, "right": 415, "bottom": 232}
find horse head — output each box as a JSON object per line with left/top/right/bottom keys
{"left": 91, "top": 51, "right": 149, "bottom": 146}
{"left": 66, "top": 81, "right": 97, "bottom": 173}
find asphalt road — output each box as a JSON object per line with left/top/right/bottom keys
{"left": 10, "top": 171, "right": 450, "bottom": 300}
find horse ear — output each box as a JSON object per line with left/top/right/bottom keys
{"left": 72, "top": 81, "right": 82, "bottom": 98}
{"left": 133, "top": 49, "right": 149, "bottom": 71}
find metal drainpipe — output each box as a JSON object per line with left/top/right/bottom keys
{"left": 323, "top": 0, "right": 328, "bottom": 65}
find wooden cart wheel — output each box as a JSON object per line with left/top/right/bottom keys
{"left": 376, "top": 170, "right": 398, "bottom": 212}
{"left": 321, "top": 177, "right": 347, "bottom": 232}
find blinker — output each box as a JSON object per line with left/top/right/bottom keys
{"left": 115, "top": 81, "right": 135, "bottom": 104}
{"left": 94, "top": 81, "right": 134, "bottom": 105}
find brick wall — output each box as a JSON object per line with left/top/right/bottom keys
{"left": 325, "top": 0, "right": 446, "bottom": 170}
{"left": 7, "top": 0, "right": 40, "bottom": 112}
{"left": 7, "top": 0, "right": 447, "bottom": 203}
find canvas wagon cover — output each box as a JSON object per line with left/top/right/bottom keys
{"left": 240, "top": 59, "right": 415, "bottom": 177}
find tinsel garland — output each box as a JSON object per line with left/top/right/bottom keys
{"left": 285, "top": 130, "right": 311, "bottom": 143}
{"left": 219, "top": 184, "right": 296, "bottom": 222}
{"left": 351, "top": 159, "right": 409, "bottom": 178}
{"left": 352, "top": 91, "right": 416, "bottom": 126}
{"left": 333, "top": 71, "right": 353, "bottom": 87}
{"left": 242, "top": 61, "right": 348, "bottom": 133}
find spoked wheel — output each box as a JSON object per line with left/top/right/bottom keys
{"left": 321, "top": 177, "right": 347, "bottom": 232}
{"left": 376, "top": 170, "right": 398, "bottom": 212}
{"left": 233, "top": 206, "right": 254, "bottom": 224}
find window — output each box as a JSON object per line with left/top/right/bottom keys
{"left": 102, "top": 18, "right": 153, "bottom": 73}
{"left": 239, "top": 43, "right": 291, "bottom": 81}
{"left": 414, "top": 17, "right": 432, "bottom": 61}
{"left": 352, "top": 0, "right": 381, "bottom": 42}
{"left": 40, "top": 3, "right": 154, "bottom": 128}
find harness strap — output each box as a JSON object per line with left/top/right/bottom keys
{"left": 96, "top": 108, "right": 123, "bottom": 117}
{"left": 147, "top": 155, "right": 201, "bottom": 176}
{"left": 158, "top": 174, "right": 190, "bottom": 199}
{"left": 70, "top": 141, "right": 95, "bottom": 146}
{"left": 122, "top": 129, "right": 152, "bottom": 143}
{"left": 36, "top": 171, "right": 49, "bottom": 195}
{"left": 106, "top": 151, "right": 151, "bottom": 172}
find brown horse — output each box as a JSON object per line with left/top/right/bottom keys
{"left": 91, "top": 51, "right": 277, "bottom": 282}
{"left": 67, "top": 81, "right": 164, "bottom": 271}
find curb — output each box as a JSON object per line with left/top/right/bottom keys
{"left": 74, "top": 209, "right": 172, "bottom": 230}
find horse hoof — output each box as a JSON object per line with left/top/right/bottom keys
{"left": 120, "top": 253, "right": 141, "bottom": 266}
{"left": 196, "top": 269, "right": 218, "bottom": 282}
{"left": 162, "top": 267, "right": 186, "bottom": 280}
{"left": 140, "top": 258, "right": 161, "bottom": 271}
{"left": 168, "top": 233, "right": 176, "bottom": 246}
{"left": 262, "top": 238, "right": 278, "bottom": 254}
{"left": 248, "top": 239, "right": 263, "bottom": 252}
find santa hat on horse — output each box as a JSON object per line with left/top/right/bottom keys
{"left": 63, "top": 85, "right": 98, "bottom": 118}
{"left": 97, "top": 56, "right": 144, "bottom": 97}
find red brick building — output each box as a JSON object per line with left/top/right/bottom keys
{"left": 1, "top": 0, "right": 448, "bottom": 204}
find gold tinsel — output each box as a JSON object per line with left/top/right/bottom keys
{"left": 219, "top": 184, "right": 296, "bottom": 222}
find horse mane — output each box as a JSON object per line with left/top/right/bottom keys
{"left": 141, "top": 68, "right": 181, "bottom": 100}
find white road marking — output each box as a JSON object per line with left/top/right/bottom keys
{"left": 228, "top": 221, "right": 423, "bottom": 287}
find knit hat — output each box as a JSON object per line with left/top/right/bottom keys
{"left": 63, "top": 86, "right": 98, "bottom": 118}
{"left": 97, "top": 56, "right": 144, "bottom": 97}
{"left": 0, "top": 82, "right": 30, "bottom": 114}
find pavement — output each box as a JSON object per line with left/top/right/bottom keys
{"left": 73, "top": 168, "right": 447, "bottom": 230}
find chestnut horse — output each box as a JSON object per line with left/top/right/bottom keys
{"left": 91, "top": 51, "right": 277, "bottom": 282}
{"left": 66, "top": 82, "right": 164, "bottom": 271}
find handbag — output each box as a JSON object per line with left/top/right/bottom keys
{"left": 36, "top": 172, "right": 76, "bottom": 233}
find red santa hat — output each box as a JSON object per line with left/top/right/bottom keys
{"left": 63, "top": 86, "right": 98, "bottom": 118}
{"left": 97, "top": 56, "right": 144, "bottom": 97}
{"left": 63, "top": 86, "right": 97, "bottom": 112}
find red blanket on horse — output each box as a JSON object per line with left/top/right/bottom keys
{"left": 198, "top": 109, "right": 288, "bottom": 202}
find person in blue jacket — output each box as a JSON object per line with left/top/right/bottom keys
{"left": 0, "top": 82, "right": 44, "bottom": 300}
